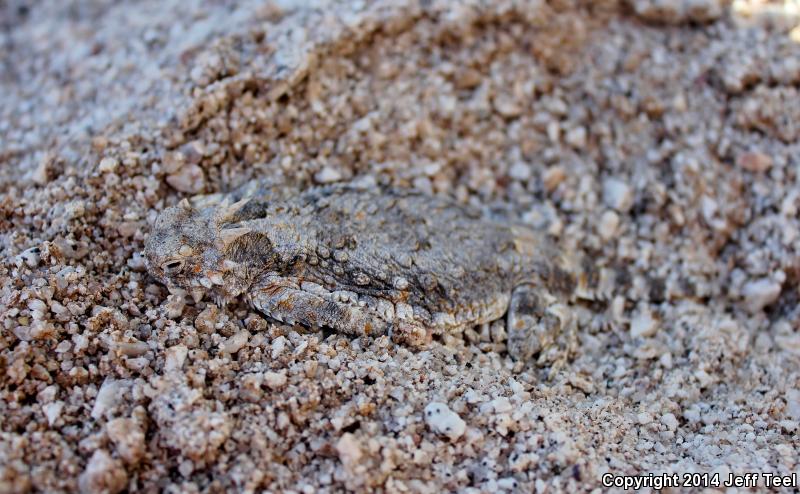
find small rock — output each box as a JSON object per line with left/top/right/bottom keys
{"left": 271, "top": 336, "right": 286, "bottom": 359}
{"left": 117, "top": 221, "right": 142, "bottom": 238}
{"left": 598, "top": 210, "right": 620, "bottom": 241}
{"left": 165, "top": 345, "right": 188, "bottom": 372}
{"left": 786, "top": 389, "right": 800, "bottom": 420}
{"left": 488, "top": 397, "right": 512, "bottom": 413}
{"left": 508, "top": 162, "right": 531, "bottom": 181}
{"left": 683, "top": 407, "right": 701, "bottom": 423}
{"left": 65, "top": 200, "right": 86, "bottom": 219}
{"left": 742, "top": 278, "right": 781, "bottom": 312}
{"left": 263, "top": 371, "right": 287, "bottom": 390}
{"left": 220, "top": 330, "right": 250, "bottom": 355}
{"left": 542, "top": 166, "right": 566, "bottom": 192}
{"left": 98, "top": 157, "right": 119, "bottom": 173}
{"left": 91, "top": 379, "right": 128, "bottom": 420}
{"left": 661, "top": 413, "right": 679, "bottom": 431}
{"left": 163, "top": 293, "right": 185, "bottom": 319}
{"left": 630, "top": 308, "right": 659, "bottom": 338}
{"left": 107, "top": 418, "right": 145, "bottom": 465}
{"left": 15, "top": 246, "right": 41, "bottom": 268}
{"left": 42, "top": 401, "right": 64, "bottom": 427}
{"left": 637, "top": 412, "right": 653, "bottom": 425}
{"left": 602, "top": 178, "right": 634, "bottom": 212}
{"left": 736, "top": 152, "right": 773, "bottom": 173}
{"left": 424, "top": 402, "right": 466, "bottom": 440}
{"left": 565, "top": 126, "right": 587, "bottom": 149}
{"left": 240, "top": 374, "right": 263, "bottom": 402}
{"left": 166, "top": 164, "right": 205, "bottom": 193}
{"left": 493, "top": 94, "right": 522, "bottom": 118}
{"left": 336, "top": 433, "right": 362, "bottom": 469}
{"left": 162, "top": 151, "right": 186, "bottom": 174}
{"left": 195, "top": 304, "right": 220, "bottom": 333}
{"left": 568, "top": 374, "right": 595, "bottom": 393}
{"left": 32, "top": 155, "right": 52, "bottom": 184}
{"left": 314, "top": 166, "right": 342, "bottom": 184}
{"left": 78, "top": 450, "right": 128, "bottom": 494}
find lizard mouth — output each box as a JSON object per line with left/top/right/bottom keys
{"left": 184, "top": 271, "right": 246, "bottom": 307}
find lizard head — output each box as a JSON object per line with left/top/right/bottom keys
{"left": 144, "top": 198, "right": 255, "bottom": 304}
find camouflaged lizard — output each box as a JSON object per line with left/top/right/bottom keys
{"left": 145, "top": 179, "right": 612, "bottom": 363}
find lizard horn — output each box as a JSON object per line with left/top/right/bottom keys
{"left": 216, "top": 198, "right": 250, "bottom": 223}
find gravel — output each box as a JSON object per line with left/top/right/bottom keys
{"left": 1, "top": 0, "right": 799, "bottom": 492}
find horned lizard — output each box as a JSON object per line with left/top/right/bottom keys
{"left": 145, "top": 180, "right": 610, "bottom": 364}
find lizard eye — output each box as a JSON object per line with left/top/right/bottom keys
{"left": 162, "top": 259, "right": 184, "bottom": 274}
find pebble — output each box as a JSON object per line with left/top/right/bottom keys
{"left": 91, "top": 379, "right": 128, "bottom": 420}
{"left": 195, "top": 304, "right": 220, "bottom": 333}
{"left": 165, "top": 345, "right": 188, "bottom": 372}
{"left": 742, "top": 277, "right": 782, "bottom": 313}
{"left": 602, "top": 178, "right": 634, "bottom": 212}
{"left": 5, "top": 2, "right": 800, "bottom": 491}
{"left": 736, "top": 152, "right": 773, "bottom": 173}
{"left": 424, "top": 402, "right": 466, "bottom": 440}
{"left": 542, "top": 166, "right": 566, "bottom": 192}
{"left": 163, "top": 293, "right": 185, "bottom": 319}
{"left": 15, "top": 247, "right": 41, "bottom": 268}
{"left": 565, "top": 126, "right": 587, "bottom": 149}
{"left": 78, "top": 450, "right": 128, "bottom": 494}
{"left": 598, "top": 210, "right": 620, "bottom": 241}
{"left": 106, "top": 418, "right": 146, "bottom": 465}
{"left": 98, "top": 157, "right": 119, "bottom": 173}
{"left": 220, "top": 330, "right": 250, "bottom": 355}
{"left": 42, "top": 401, "right": 63, "bottom": 427}
{"left": 264, "top": 371, "right": 288, "bottom": 389}
{"left": 271, "top": 335, "right": 287, "bottom": 359}
{"left": 315, "top": 166, "right": 343, "bottom": 183}
{"left": 508, "top": 162, "right": 531, "bottom": 181}
{"left": 630, "top": 308, "right": 659, "bottom": 338}
{"left": 336, "top": 433, "right": 363, "bottom": 469}
{"left": 661, "top": 413, "right": 679, "bottom": 431}
{"left": 166, "top": 163, "right": 205, "bottom": 193}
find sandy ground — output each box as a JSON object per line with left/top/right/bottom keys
{"left": 1, "top": 0, "right": 799, "bottom": 492}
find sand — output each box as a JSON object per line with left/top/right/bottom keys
{"left": 1, "top": 0, "right": 799, "bottom": 492}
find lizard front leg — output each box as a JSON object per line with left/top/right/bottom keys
{"left": 507, "top": 283, "right": 575, "bottom": 366}
{"left": 249, "top": 276, "right": 431, "bottom": 347}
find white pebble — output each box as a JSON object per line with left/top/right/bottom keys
{"left": 742, "top": 278, "right": 781, "bottom": 313}
{"left": 78, "top": 450, "right": 127, "bottom": 494}
{"left": 221, "top": 330, "right": 250, "bottom": 355}
{"left": 395, "top": 302, "right": 413, "bottom": 320}
{"left": 91, "top": 379, "right": 128, "bottom": 420}
{"left": 565, "top": 126, "right": 587, "bottom": 149}
{"left": 314, "top": 166, "right": 342, "bottom": 184}
{"left": 603, "top": 178, "right": 634, "bottom": 212}
{"left": 488, "top": 397, "right": 512, "bottom": 414}
{"left": 15, "top": 247, "right": 41, "bottom": 268}
{"left": 43, "top": 401, "right": 64, "bottom": 426}
{"left": 263, "top": 371, "right": 287, "bottom": 389}
{"left": 630, "top": 308, "right": 659, "bottom": 338}
{"left": 271, "top": 336, "right": 287, "bottom": 359}
{"left": 508, "top": 162, "right": 531, "bottom": 181}
{"left": 166, "top": 164, "right": 205, "bottom": 193}
{"left": 98, "top": 157, "right": 119, "bottom": 173}
{"left": 598, "top": 210, "right": 620, "bottom": 241}
{"left": 336, "top": 433, "right": 363, "bottom": 468}
{"left": 786, "top": 389, "right": 800, "bottom": 421}
{"left": 424, "top": 402, "right": 466, "bottom": 440}
{"left": 661, "top": 413, "right": 679, "bottom": 431}
{"left": 165, "top": 345, "right": 188, "bottom": 372}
